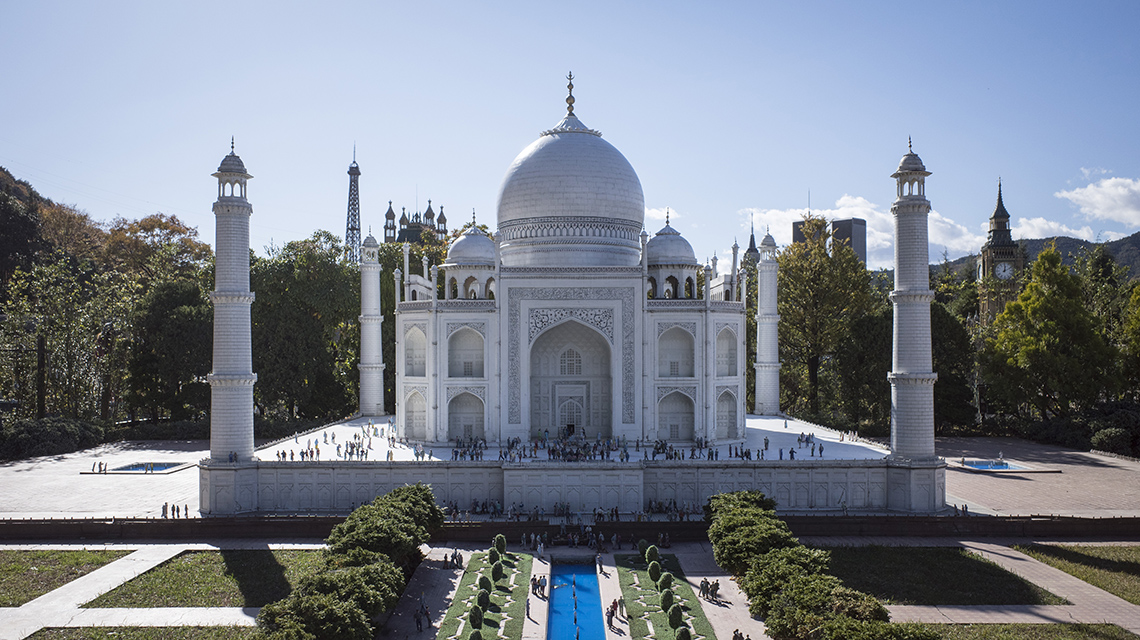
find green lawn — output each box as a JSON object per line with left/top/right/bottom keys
{"left": 823, "top": 546, "right": 1066, "bottom": 605}
{"left": 928, "top": 623, "right": 1139, "bottom": 639}
{"left": 84, "top": 549, "right": 324, "bottom": 608}
{"left": 0, "top": 549, "right": 130, "bottom": 607}
{"left": 615, "top": 553, "right": 718, "bottom": 640}
{"left": 29, "top": 629, "right": 257, "bottom": 640}
{"left": 1015, "top": 544, "right": 1140, "bottom": 606}
{"left": 435, "top": 550, "right": 534, "bottom": 640}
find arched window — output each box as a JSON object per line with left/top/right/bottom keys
{"left": 560, "top": 348, "right": 582, "bottom": 376}
{"left": 716, "top": 328, "right": 737, "bottom": 377}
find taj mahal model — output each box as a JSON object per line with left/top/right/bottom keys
{"left": 199, "top": 80, "right": 945, "bottom": 516}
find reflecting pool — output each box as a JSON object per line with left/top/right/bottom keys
{"left": 547, "top": 562, "right": 605, "bottom": 640}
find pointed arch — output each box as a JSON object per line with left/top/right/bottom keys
{"left": 658, "top": 327, "right": 694, "bottom": 377}
{"left": 448, "top": 327, "right": 484, "bottom": 378}
{"left": 716, "top": 327, "right": 737, "bottom": 377}
{"left": 447, "top": 392, "right": 484, "bottom": 441}
{"left": 716, "top": 389, "right": 737, "bottom": 440}
{"left": 657, "top": 391, "right": 694, "bottom": 441}
{"left": 405, "top": 327, "right": 426, "bottom": 377}
{"left": 405, "top": 391, "right": 427, "bottom": 441}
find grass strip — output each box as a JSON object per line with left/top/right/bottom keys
{"left": 435, "top": 550, "right": 533, "bottom": 640}
{"left": 615, "top": 553, "right": 718, "bottom": 640}
{"left": 927, "top": 622, "right": 1139, "bottom": 639}
{"left": 823, "top": 546, "right": 1066, "bottom": 605}
{"left": 0, "top": 549, "right": 130, "bottom": 607}
{"left": 28, "top": 628, "right": 258, "bottom": 640}
{"left": 83, "top": 549, "right": 323, "bottom": 608}
{"left": 1015, "top": 544, "right": 1140, "bottom": 606}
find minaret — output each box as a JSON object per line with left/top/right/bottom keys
{"left": 208, "top": 141, "right": 256, "bottom": 463}
{"left": 754, "top": 229, "right": 780, "bottom": 415}
{"left": 345, "top": 151, "right": 361, "bottom": 262}
{"left": 888, "top": 140, "right": 937, "bottom": 461}
{"left": 384, "top": 201, "right": 397, "bottom": 243}
{"left": 359, "top": 233, "right": 385, "bottom": 415}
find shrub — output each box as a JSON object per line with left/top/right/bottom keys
{"left": 492, "top": 561, "right": 505, "bottom": 582}
{"left": 645, "top": 544, "right": 660, "bottom": 564}
{"left": 763, "top": 573, "right": 842, "bottom": 640}
{"left": 831, "top": 586, "right": 889, "bottom": 622}
{"left": 256, "top": 592, "right": 372, "bottom": 640}
{"left": 297, "top": 563, "right": 403, "bottom": 617}
{"left": 638, "top": 539, "right": 649, "bottom": 560}
{"left": 488, "top": 547, "right": 500, "bottom": 564}
{"left": 494, "top": 534, "right": 507, "bottom": 554}
{"left": 0, "top": 416, "right": 104, "bottom": 461}
{"left": 478, "top": 575, "right": 494, "bottom": 593}
{"left": 704, "top": 490, "right": 777, "bottom": 522}
{"left": 660, "top": 588, "right": 674, "bottom": 612}
{"left": 468, "top": 632, "right": 483, "bottom": 640}
{"left": 469, "top": 604, "right": 483, "bottom": 629}
{"left": 477, "top": 588, "right": 491, "bottom": 609}
{"left": 648, "top": 560, "right": 662, "bottom": 583}
{"left": 710, "top": 513, "right": 797, "bottom": 576}
{"left": 675, "top": 627, "right": 692, "bottom": 640}
{"left": 667, "top": 603, "right": 684, "bottom": 629}
{"left": 1092, "top": 427, "right": 1133, "bottom": 455}
{"left": 740, "top": 546, "right": 831, "bottom": 617}
{"left": 658, "top": 572, "right": 673, "bottom": 591}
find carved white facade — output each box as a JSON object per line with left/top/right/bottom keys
{"left": 387, "top": 94, "right": 747, "bottom": 446}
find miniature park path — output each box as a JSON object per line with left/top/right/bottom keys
{"left": 2, "top": 538, "right": 1140, "bottom": 639}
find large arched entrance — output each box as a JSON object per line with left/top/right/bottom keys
{"left": 405, "top": 392, "right": 427, "bottom": 441}
{"left": 716, "top": 390, "right": 737, "bottom": 440}
{"left": 529, "top": 320, "right": 612, "bottom": 440}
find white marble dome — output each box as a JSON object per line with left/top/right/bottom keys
{"left": 646, "top": 222, "right": 698, "bottom": 266}
{"left": 495, "top": 112, "right": 645, "bottom": 267}
{"left": 444, "top": 225, "right": 496, "bottom": 266}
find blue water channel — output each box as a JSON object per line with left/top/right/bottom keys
{"left": 547, "top": 563, "right": 605, "bottom": 640}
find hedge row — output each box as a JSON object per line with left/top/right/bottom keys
{"left": 256, "top": 483, "right": 445, "bottom": 639}
{"left": 706, "top": 490, "right": 937, "bottom": 640}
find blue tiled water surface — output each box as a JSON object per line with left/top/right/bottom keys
{"left": 547, "top": 562, "right": 605, "bottom": 640}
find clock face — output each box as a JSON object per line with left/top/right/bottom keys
{"left": 996, "top": 262, "right": 1014, "bottom": 280}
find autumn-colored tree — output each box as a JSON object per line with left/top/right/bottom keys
{"left": 102, "top": 213, "right": 212, "bottom": 282}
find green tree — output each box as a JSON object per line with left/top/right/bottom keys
{"left": 252, "top": 231, "right": 358, "bottom": 419}
{"left": 0, "top": 168, "right": 44, "bottom": 298}
{"left": 981, "top": 244, "right": 1115, "bottom": 418}
{"left": 1124, "top": 287, "right": 1140, "bottom": 398}
{"left": 126, "top": 280, "right": 211, "bottom": 421}
{"left": 778, "top": 215, "right": 872, "bottom": 416}
{"left": 102, "top": 213, "right": 212, "bottom": 283}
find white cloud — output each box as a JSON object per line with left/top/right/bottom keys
{"left": 736, "top": 195, "right": 984, "bottom": 270}
{"left": 645, "top": 206, "right": 675, "bottom": 222}
{"left": 1055, "top": 177, "right": 1140, "bottom": 227}
{"left": 1080, "top": 167, "right": 1111, "bottom": 180}
{"left": 1012, "top": 217, "right": 1126, "bottom": 243}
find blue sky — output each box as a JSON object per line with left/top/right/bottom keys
{"left": 2, "top": 1, "right": 1138, "bottom": 270}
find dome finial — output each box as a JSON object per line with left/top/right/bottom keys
{"left": 566, "top": 71, "right": 575, "bottom": 115}
{"left": 231, "top": 136, "right": 235, "bottom": 153}
{"left": 472, "top": 208, "right": 477, "bottom": 225}
{"left": 908, "top": 136, "right": 912, "bottom": 152}
{"left": 665, "top": 208, "right": 670, "bottom": 225}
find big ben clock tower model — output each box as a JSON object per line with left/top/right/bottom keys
{"left": 978, "top": 181, "right": 1023, "bottom": 320}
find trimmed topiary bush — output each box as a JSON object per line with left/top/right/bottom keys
{"left": 657, "top": 572, "right": 673, "bottom": 591}
{"left": 831, "top": 586, "right": 889, "bottom": 622}
{"left": 645, "top": 544, "right": 660, "bottom": 564}
{"left": 468, "top": 631, "right": 484, "bottom": 640}
{"left": 488, "top": 547, "right": 500, "bottom": 564}
{"left": 492, "top": 561, "right": 505, "bottom": 582}
{"left": 469, "top": 604, "right": 484, "bottom": 629}
{"left": 478, "top": 574, "right": 494, "bottom": 593}
{"left": 477, "top": 588, "right": 491, "bottom": 609}
{"left": 675, "top": 627, "right": 693, "bottom": 640}
{"left": 648, "top": 560, "right": 662, "bottom": 583}
{"left": 660, "top": 588, "right": 674, "bottom": 612}
{"left": 764, "top": 573, "right": 842, "bottom": 640}
{"left": 638, "top": 539, "right": 649, "bottom": 560}
{"left": 494, "top": 534, "right": 507, "bottom": 554}
{"left": 667, "top": 603, "right": 684, "bottom": 630}
{"left": 709, "top": 511, "right": 797, "bottom": 576}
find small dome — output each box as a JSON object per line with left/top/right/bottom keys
{"left": 445, "top": 226, "right": 496, "bottom": 266}
{"left": 217, "top": 152, "right": 248, "bottom": 175}
{"left": 761, "top": 232, "right": 777, "bottom": 248}
{"left": 896, "top": 152, "right": 926, "bottom": 173}
{"left": 646, "top": 222, "right": 698, "bottom": 266}
{"left": 362, "top": 234, "right": 379, "bottom": 248}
